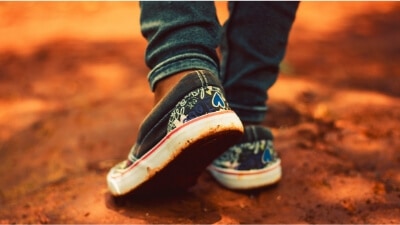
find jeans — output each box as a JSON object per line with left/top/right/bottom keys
{"left": 140, "top": 1, "right": 299, "bottom": 124}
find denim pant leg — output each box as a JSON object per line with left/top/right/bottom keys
{"left": 220, "top": 1, "right": 299, "bottom": 123}
{"left": 139, "top": 1, "right": 222, "bottom": 91}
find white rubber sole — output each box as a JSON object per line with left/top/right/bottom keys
{"left": 107, "top": 110, "right": 243, "bottom": 196}
{"left": 207, "top": 159, "right": 282, "bottom": 190}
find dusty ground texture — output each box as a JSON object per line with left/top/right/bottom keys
{"left": 0, "top": 2, "right": 399, "bottom": 224}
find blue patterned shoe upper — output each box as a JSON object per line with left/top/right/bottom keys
{"left": 212, "top": 126, "right": 279, "bottom": 171}
{"left": 167, "top": 86, "right": 229, "bottom": 132}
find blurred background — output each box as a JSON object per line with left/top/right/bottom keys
{"left": 1, "top": 2, "right": 399, "bottom": 224}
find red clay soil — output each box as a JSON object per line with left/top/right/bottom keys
{"left": 0, "top": 2, "right": 399, "bottom": 224}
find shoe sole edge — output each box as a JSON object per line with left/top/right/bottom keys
{"left": 107, "top": 110, "right": 243, "bottom": 196}
{"left": 208, "top": 159, "right": 282, "bottom": 190}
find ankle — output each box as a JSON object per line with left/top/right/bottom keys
{"left": 154, "top": 70, "right": 196, "bottom": 104}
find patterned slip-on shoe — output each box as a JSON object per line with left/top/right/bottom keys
{"left": 107, "top": 70, "right": 244, "bottom": 196}
{"left": 208, "top": 125, "right": 281, "bottom": 190}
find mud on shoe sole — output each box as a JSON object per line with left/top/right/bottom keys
{"left": 107, "top": 110, "right": 243, "bottom": 196}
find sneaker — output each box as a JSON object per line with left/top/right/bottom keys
{"left": 107, "top": 70, "right": 244, "bottom": 196}
{"left": 208, "top": 125, "right": 281, "bottom": 190}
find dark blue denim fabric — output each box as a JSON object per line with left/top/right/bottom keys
{"left": 140, "top": 1, "right": 299, "bottom": 123}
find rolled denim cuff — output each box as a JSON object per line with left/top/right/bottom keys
{"left": 148, "top": 53, "right": 219, "bottom": 91}
{"left": 229, "top": 103, "right": 267, "bottom": 124}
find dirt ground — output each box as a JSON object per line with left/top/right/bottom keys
{"left": 0, "top": 2, "right": 399, "bottom": 224}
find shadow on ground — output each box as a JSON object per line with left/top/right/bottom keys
{"left": 0, "top": 3, "right": 399, "bottom": 224}
{"left": 286, "top": 5, "right": 400, "bottom": 97}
